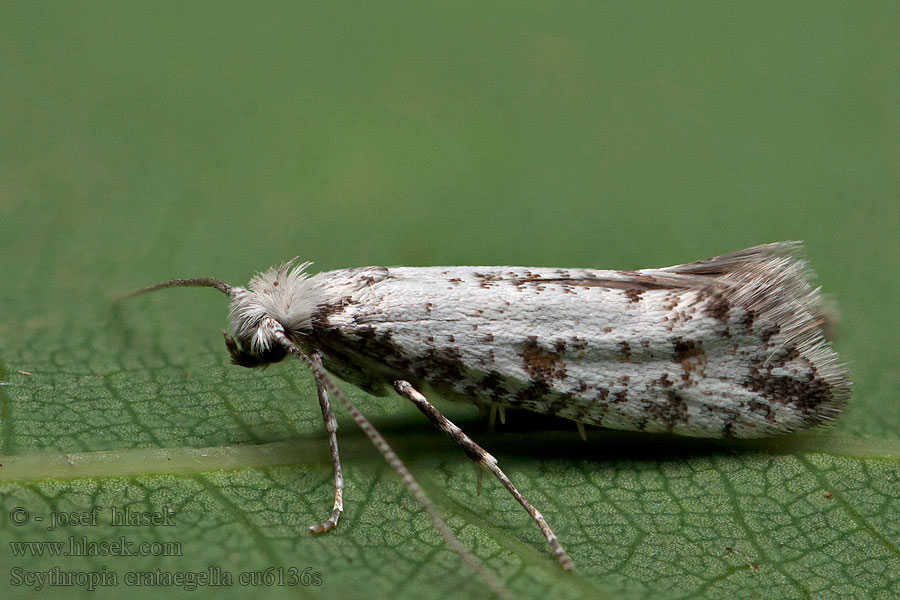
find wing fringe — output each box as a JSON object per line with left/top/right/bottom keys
{"left": 672, "top": 242, "right": 851, "bottom": 426}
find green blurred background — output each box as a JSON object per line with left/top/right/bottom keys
{"left": 1, "top": 2, "right": 898, "bottom": 599}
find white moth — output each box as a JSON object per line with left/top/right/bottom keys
{"left": 122, "top": 242, "right": 850, "bottom": 598}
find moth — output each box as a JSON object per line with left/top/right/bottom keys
{"left": 121, "top": 242, "right": 850, "bottom": 596}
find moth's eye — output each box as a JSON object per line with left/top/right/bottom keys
{"left": 255, "top": 345, "right": 287, "bottom": 365}
{"left": 227, "top": 344, "right": 286, "bottom": 368}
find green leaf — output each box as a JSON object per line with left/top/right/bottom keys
{"left": 2, "top": 2, "right": 899, "bottom": 599}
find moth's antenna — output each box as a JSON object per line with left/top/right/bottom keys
{"left": 117, "top": 277, "right": 233, "bottom": 301}
{"left": 269, "top": 321, "right": 513, "bottom": 600}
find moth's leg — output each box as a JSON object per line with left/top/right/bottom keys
{"left": 269, "top": 319, "right": 512, "bottom": 600}
{"left": 394, "top": 380, "right": 574, "bottom": 571}
{"left": 308, "top": 351, "right": 344, "bottom": 534}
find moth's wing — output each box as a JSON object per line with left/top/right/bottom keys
{"left": 655, "top": 242, "right": 840, "bottom": 338}
{"left": 522, "top": 242, "right": 849, "bottom": 437}
{"left": 659, "top": 241, "right": 804, "bottom": 276}
{"left": 317, "top": 244, "right": 849, "bottom": 438}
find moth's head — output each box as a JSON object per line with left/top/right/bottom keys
{"left": 225, "top": 260, "right": 320, "bottom": 368}
{"left": 222, "top": 326, "right": 287, "bottom": 368}
{"left": 120, "top": 260, "right": 319, "bottom": 369}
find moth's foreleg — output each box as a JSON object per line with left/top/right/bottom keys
{"left": 308, "top": 351, "right": 344, "bottom": 534}
{"left": 393, "top": 380, "right": 574, "bottom": 572}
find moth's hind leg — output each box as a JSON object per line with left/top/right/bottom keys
{"left": 307, "top": 351, "right": 344, "bottom": 534}
{"left": 393, "top": 380, "right": 574, "bottom": 571}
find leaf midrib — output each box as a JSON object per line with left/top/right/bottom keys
{"left": 1, "top": 432, "right": 897, "bottom": 482}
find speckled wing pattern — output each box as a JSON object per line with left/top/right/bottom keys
{"left": 308, "top": 242, "right": 850, "bottom": 439}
